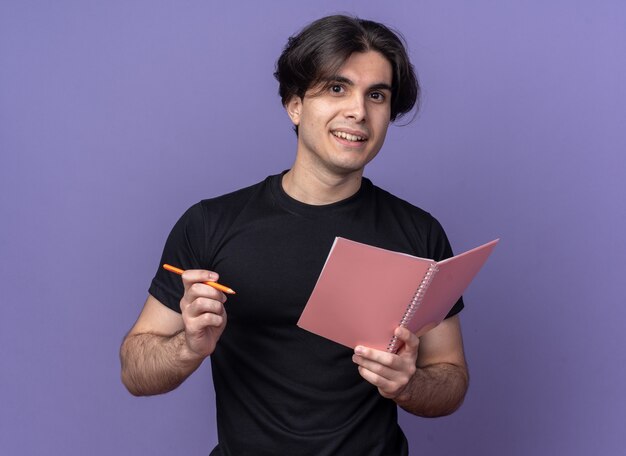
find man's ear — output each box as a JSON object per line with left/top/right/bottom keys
{"left": 285, "top": 96, "right": 302, "bottom": 126}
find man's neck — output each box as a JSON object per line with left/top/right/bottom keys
{"left": 281, "top": 164, "right": 363, "bottom": 205}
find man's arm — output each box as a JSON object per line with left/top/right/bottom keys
{"left": 352, "top": 315, "right": 468, "bottom": 417}
{"left": 120, "top": 270, "right": 227, "bottom": 396}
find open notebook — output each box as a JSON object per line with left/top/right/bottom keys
{"left": 297, "top": 237, "right": 499, "bottom": 352}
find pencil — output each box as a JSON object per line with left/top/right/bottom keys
{"left": 162, "top": 264, "right": 236, "bottom": 295}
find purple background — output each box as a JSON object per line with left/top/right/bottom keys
{"left": 1, "top": 1, "right": 625, "bottom": 454}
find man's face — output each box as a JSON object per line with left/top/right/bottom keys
{"left": 287, "top": 51, "right": 393, "bottom": 177}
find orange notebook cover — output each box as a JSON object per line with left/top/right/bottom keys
{"left": 297, "top": 237, "right": 499, "bottom": 352}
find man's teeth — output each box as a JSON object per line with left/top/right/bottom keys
{"left": 332, "top": 131, "right": 366, "bottom": 142}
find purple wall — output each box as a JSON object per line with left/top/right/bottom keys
{"left": 1, "top": 1, "right": 625, "bottom": 454}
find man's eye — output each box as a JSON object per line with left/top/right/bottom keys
{"left": 330, "top": 85, "right": 344, "bottom": 93}
{"left": 370, "top": 92, "right": 385, "bottom": 101}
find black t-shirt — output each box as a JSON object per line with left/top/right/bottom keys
{"left": 149, "top": 173, "right": 463, "bottom": 456}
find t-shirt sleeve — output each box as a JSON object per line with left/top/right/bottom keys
{"left": 427, "top": 216, "right": 465, "bottom": 318}
{"left": 148, "top": 202, "right": 207, "bottom": 313}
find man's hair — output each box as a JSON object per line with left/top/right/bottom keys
{"left": 274, "top": 15, "right": 419, "bottom": 122}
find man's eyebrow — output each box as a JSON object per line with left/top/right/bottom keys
{"left": 323, "top": 75, "right": 392, "bottom": 92}
{"left": 323, "top": 75, "right": 354, "bottom": 86}
{"left": 369, "top": 82, "right": 393, "bottom": 92}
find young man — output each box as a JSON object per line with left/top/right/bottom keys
{"left": 121, "top": 15, "right": 468, "bottom": 455}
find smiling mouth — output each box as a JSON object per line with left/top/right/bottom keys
{"left": 331, "top": 130, "right": 368, "bottom": 142}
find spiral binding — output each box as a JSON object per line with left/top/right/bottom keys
{"left": 386, "top": 263, "right": 439, "bottom": 353}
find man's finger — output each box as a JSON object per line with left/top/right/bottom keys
{"left": 394, "top": 326, "right": 420, "bottom": 353}
{"left": 181, "top": 269, "right": 220, "bottom": 289}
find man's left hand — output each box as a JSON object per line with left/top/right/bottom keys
{"left": 352, "top": 326, "right": 419, "bottom": 399}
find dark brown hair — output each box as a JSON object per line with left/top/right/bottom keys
{"left": 274, "top": 15, "right": 419, "bottom": 122}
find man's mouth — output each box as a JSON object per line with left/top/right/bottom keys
{"left": 331, "top": 130, "right": 368, "bottom": 142}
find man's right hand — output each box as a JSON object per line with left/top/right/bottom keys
{"left": 180, "top": 269, "right": 228, "bottom": 360}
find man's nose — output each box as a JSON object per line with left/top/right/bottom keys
{"left": 343, "top": 94, "right": 366, "bottom": 122}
